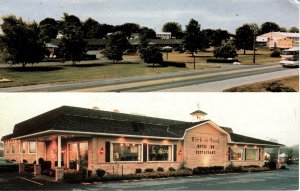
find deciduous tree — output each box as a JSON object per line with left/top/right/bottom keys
{"left": 235, "top": 24, "right": 254, "bottom": 54}
{"left": 140, "top": 46, "right": 163, "bottom": 67}
{"left": 59, "top": 13, "right": 87, "bottom": 65}
{"left": 213, "top": 40, "right": 237, "bottom": 59}
{"left": 289, "top": 27, "right": 299, "bottom": 33}
{"left": 39, "top": 18, "right": 59, "bottom": 42}
{"left": 162, "top": 22, "right": 183, "bottom": 39}
{"left": 184, "top": 19, "right": 205, "bottom": 52}
{"left": 103, "top": 32, "right": 129, "bottom": 63}
{"left": 1, "top": 15, "right": 45, "bottom": 68}
{"left": 260, "top": 22, "right": 280, "bottom": 34}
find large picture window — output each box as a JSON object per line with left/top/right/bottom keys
{"left": 230, "top": 147, "right": 244, "bottom": 160}
{"left": 112, "top": 143, "right": 142, "bottom": 162}
{"left": 246, "top": 149, "right": 258, "bottom": 160}
{"left": 28, "top": 142, "right": 36, "bottom": 154}
{"left": 148, "top": 144, "right": 172, "bottom": 162}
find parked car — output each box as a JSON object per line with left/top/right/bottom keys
{"left": 0, "top": 157, "right": 18, "bottom": 172}
{"left": 280, "top": 57, "right": 299, "bottom": 68}
{"left": 161, "top": 46, "right": 173, "bottom": 52}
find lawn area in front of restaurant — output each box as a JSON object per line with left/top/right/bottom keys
{"left": 224, "top": 75, "right": 299, "bottom": 92}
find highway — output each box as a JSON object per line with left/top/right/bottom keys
{"left": 0, "top": 63, "right": 298, "bottom": 92}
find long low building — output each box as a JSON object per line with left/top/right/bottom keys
{"left": 1, "top": 106, "right": 283, "bottom": 180}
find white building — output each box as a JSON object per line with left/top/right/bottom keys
{"left": 256, "top": 32, "right": 299, "bottom": 49}
{"left": 156, "top": 32, "right": 172, "bottom": 39}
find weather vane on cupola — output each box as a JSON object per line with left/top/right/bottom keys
{"left": 190, "top": 103, "right": 207, "bottom": 121}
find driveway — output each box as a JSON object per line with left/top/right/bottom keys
{"left": 0, "top": 165, "right": 298, "bottom": 190}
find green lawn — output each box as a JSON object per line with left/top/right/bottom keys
{"left": 0, "top": 62, "right": 192, "bottom": 88}
{"left": 0, "top": 49, "right": 281, "bottom": 88}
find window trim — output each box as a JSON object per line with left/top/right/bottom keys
{"left": 19, "top": 142, "right": 26, "bottom": 154}
{"left": 28, "top": 141, "right": 36, "bottom": 154}
{"left": 110, "top": 141, "right": 143, "bottom": 163}
{"left": 11, "top": 143, "right": 15, "bottom": 154}
{"left": 147, "top": 143, "right": 173, "bottom": 163}
{"left": 230, "top": 147, "right": 244, "bottom": 161}
{"left": 245, "top": 148, "right": 259, "bottom": 161}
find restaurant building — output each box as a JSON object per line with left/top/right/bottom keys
{"left": 1, "top": 106, "right": 283, "bottom": 180}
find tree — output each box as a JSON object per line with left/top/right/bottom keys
{"left": 280, "top": 27, "right": 287, "bottom": 32}
{"left": 140, "top": 46, "right": 163, "bottom": 67}
{"left": 82, "top": 17, "right": 101, "bottom": 39}
{"left": 39, "top": 18, "right": 59, "bottom": 42}
{"left": 260, "top": 22, "right": 280, "bottom": 34}
{"left": 235, "top": 24, "right": 254, "bottom": 54}
{"left": 184, "top": 19, "right": 205, "bottom": 52}
{"left": 98, "top": 23, "right": 115, "bottom": 38}
{"left": 139, "top": 27, "right": 156, "bottom": 49}
{"left": 1, "top": 15, "right": 45, "bottom": 68}
{"left": 162, "top": 22, "right": 183, "bottom": 39}
{"left": 211, "top": 29, "right": 230, "bottom": 47}
{"left": 289, "top": 27, "right": 299, "bottom": 33}
{"left": 59, "top": 13, "right": 87, "bottom": 65}
{"left": 116, "top": 23, "right": 140, "bottom": 38}
{"left": 213, "top": 40, "right": 237, "bottom": 59}
{"left": 103, "top": 32, "right": 129, "bottom": 63}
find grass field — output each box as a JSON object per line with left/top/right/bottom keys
{"left": 224, "top": 75, "right": 299, "bottom": 92}
{"left": 0, "top": 49, "right": 281, "bottom": 88}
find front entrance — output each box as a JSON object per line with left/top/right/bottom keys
{"left": 67, "top": 142, "right": 88, "bottom": 170}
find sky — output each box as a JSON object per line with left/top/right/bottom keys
{"left": 0, "top": 93, "right": 299, "bottom": 146}
{"left": 0, "top": 0, "right": 299, "bottom": 33}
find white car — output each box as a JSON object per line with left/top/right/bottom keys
{"left": 280, "top": 58, "right": 299, "bottom": 67}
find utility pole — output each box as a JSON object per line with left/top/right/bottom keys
{"left": 193, "top": 52, "right": 196, "bottom": 69}
{"left": 253, "top": 31, "right": 256, "bottom": 64}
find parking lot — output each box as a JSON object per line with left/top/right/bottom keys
{"left": 0, "top": 165, "right": 298, "bottom": 190}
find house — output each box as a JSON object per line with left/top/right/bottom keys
{"left": 256, "top": 32, "right": 299, "bottom": 49}
{"left": 1, "top": 106, "right": 283, "bottom": 181}
{"left": 156, "top": 32, "right": 172, "bottom": 39}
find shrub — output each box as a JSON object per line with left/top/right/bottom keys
{"left": 140, "top": 46, "right": 163, "bottom": 67}
{"left": 265, "top": 81, "right": 296, "bottom": 92}
{"left": 213, "top": 41, "right": 237, "bottom": 59}
{"left": 96, "top": 169, "right": 106, "bottom": 177}
{"left": 270, "top": 51, "right": 281, "bottom": 57}
{"left": 63, "top": 170, "right": 83, "bottom": 183}
{"left": 144, "top": 168, "right": 154, "bottom": 173}
{"left": 135, "top": 168, "right": 142, "bottom": 174}
{"left": 161, "top": 61, "right": 186, "bottom": 68}
{"left": 207, "top": 59, "right": 239, "bottom": 63}
{"left": 157, "top": 167, "right": 164, "bottom": 172}
{"left": 193, "top": 167, "right": 200, "bottom": 175}
{"left": 168, "top": 167, "right": 176, "bottom": 172}
{"left": 81, "top": 169, "right": 92, "bottom": 179}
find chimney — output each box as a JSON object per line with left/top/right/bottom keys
{"left": 190, "top": 109, "right": 207, "bottom": 121}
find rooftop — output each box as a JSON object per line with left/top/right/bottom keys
{"left": 1, "top": 106, "right": 283, "bottom": 147}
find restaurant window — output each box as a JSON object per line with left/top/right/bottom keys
{"left": 148, "top": 144, "right": 172, "bottom": 162}
{"left": 246, "top": 149, "right": 259, "bottom": 160}
{"left": 28, "top": 142, "right": 36, "bottom": 154}
{"left": 230, "top": 147, "right": 244, "bottom": 160}
{"left": 19, "top": 142, "right": 26, "bottom": 154}
{"left": 6, "top": 144, "right": 10, "bottom": 154}
{"left": 12, "top": 144, "right": 15, "bottom": 154}
{"left": 112, "top": 143, "right": 142, "bottom": 162}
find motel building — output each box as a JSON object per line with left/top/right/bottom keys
{"left": 1, "top": 106, "right": 283, "bottom": 181}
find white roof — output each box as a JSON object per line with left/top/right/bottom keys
{"left": 157, "top": 32, "right": 171, "bottom": 35}
{"left": 258, "top": 32, "right": 299, "bottom": 38}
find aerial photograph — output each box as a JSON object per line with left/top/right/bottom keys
{"left": 0, "top": 0, "right": 298, "bottom": 92}
{"left": 0, "top": 0, "right": 299, "bottom": 190}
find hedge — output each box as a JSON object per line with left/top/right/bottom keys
{"left": 207, "top": 59, "right": 239, "bottom": 63}
{"left": 161, "top": 61, "right": 186, "bottom": 67}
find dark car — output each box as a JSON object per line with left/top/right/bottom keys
{"left": 0, "top": 157, "right": 19, "bottom": 172}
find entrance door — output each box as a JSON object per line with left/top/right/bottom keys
{"left": 67, "top": 142, "right": 88, "bottom": 170}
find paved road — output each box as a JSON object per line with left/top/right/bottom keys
{"left": 0, "top": 166, "right": 298, "bottom": 190}
{"left": 88, "top": 166, "right": 299, "bottom": 190}
{"left": 0, "top": 63, "right": 297, "bottom": 92}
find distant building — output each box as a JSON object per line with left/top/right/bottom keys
{"left": 256, "top": 32, "right": 299, "bottom": 49}
{"left": 156, "top": 32, "right": 172, "bottom": 39}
